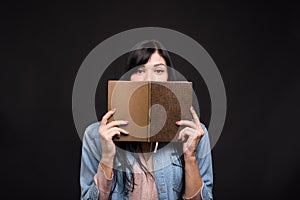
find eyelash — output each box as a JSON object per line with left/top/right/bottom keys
{"left": 154, "top": 69, "right": 164, "bottom": 73}
{"left": 136, "top": 69, "right": 165, "bottom": 74}
{"left": 137, "top": 69, "right": 144, "bottom": 74}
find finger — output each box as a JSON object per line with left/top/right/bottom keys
{"left": 178, "top": 127, "right": 194, "bottom": 141}
{"left": 180, "top": 128, "right": 204, "bottom": 144}
{"left": 106, "top": 120, "right": 129, "bottom": 130}
{"left": 179, "top": 128, "right": 198, "bottom": 151}
{"left": 179, "top": 130, "right": 194, "bottom": 143}
{"left": 177, "top": 127, "right": 186, "bottom": 141}
{"left": 110, "top": 127, "right": 129, "bottom": 134}
{"left": 100, "top": 108, "right": 116, "bottom": 126}
{"left": 183, "top": 137, "right": 196, "bottom": 153}
{"left": 176, "top": 120, "right": 197, "bottom": 129}
{"left": 106, "top": 130, "right": 121, "bottom": 139}
{"left": 190, "top": 106, "right": 201, "bottom": 127}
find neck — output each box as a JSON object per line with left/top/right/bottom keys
{"left": 140, "top": 142, "right": 154, "bottom": 161}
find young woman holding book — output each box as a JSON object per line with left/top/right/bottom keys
{"left": 80, "top": 40, "right": 213, "bottom": 200}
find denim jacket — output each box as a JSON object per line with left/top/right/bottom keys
{"left": 80, "top": 122, "right": 213, "bottom": 200}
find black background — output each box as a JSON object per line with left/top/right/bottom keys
{"left": 1, "top": 1, "right": 300, "bottom": 199}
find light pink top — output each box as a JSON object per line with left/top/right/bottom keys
{"left": 94, "top": 154, "right": 201, "bottom": 200}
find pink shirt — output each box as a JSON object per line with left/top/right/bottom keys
{"left": 94, "top": 154, "right": 201, "bottom": 200}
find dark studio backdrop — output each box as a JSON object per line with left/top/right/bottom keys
{"left": 1, "top": 1, "right": 299, "bottom": 199}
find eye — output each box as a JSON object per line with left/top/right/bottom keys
{"left": 136, "top": 68, "right": 145, "bottom": 74}
{"left": 154, "top": 69, "right": 165, "bottom": 74}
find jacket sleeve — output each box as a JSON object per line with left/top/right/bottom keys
{"left": 197, "top": 124, "right": 214, "bottom": 200}
{"left": 80, "top": 123, "right": 102, "bottom": 200}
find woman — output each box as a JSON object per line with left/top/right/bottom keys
{"left": 80, "top": 40, "right": 213, "bottom": 200}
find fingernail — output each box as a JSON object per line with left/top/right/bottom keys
{"left": 111, "top": 108, "right": 116, "bottom": 112}
{"left": 175, "top": 121, "right": 180, "bottom": 125}
{"left": 124, "top": 120, "right": 129, "bottom": 124}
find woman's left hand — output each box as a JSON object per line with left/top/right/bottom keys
{"left": 176, "top": 106, "right": 205, "bottom": 158}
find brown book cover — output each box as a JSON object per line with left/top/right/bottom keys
{"left": 108, "top": 80, "right": 193, "bottom": 142}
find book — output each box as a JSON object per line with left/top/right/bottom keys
{"left": 108, "top": 80, "right": 193, "bottom": 142}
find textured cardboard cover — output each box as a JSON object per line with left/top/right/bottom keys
{"left": 108, "top": 81, "right": 193, "bottom": 142}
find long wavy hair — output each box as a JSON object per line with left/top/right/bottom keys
{"left": 109, "top": 40, "right": 182, "bottom": 198}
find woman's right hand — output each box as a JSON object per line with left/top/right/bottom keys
{"left": 98, "top": 108, "right": 129, "bottom": 168}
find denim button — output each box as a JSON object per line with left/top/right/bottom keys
{"left": 160, "top": 186, "right": 163, "bottom": 192}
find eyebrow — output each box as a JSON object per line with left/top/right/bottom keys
{"left": 153, "top": 63, "right": 166, "bottom": 67}
{"left": 139, "top": 63, "right": 166, "bottom": 68}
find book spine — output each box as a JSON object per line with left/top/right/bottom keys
{"left": 148, "top": 82, "right": 151, "bottom": 142}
